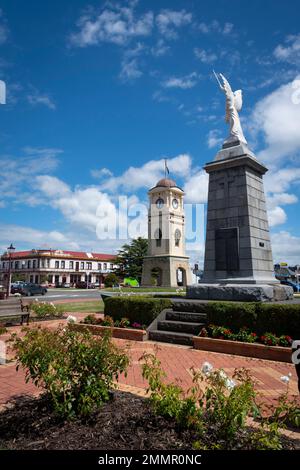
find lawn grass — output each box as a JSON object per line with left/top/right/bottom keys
{"left": 102, "top": 287, "right": 186, "bottom": 293}
{"left": 56, "top": 300, "right": 104, "bottom": 313}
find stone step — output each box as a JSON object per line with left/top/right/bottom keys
{"left": 165, "top": 310, "right": 207, "bottom": 323}
{"left": 158, "top": 320, "right": 205, "bottom": 335}
{"left": 149, "top": 329, "right": 194, "bottom": 346}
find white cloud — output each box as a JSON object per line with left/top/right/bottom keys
{"left": 0, "top": 147, "right": 62, "bottom": 202}
{"left": 99, "top": 154, "right": 192, "bottom": 193}
{"left": 120, "top": 57, "right": 142, "bottom": 81}
{"left": 264, "top": 167, "right": 300, "bottom": 194}
{"left": 250, "top": 76, "right": 300, "bottom": 164}
{"left": 0, "top": 224, "right": 77, "bottom": 249}
{"left": 184, "top": 171, "right": 209, "bottom": 204}
{"left": 194, "top": 48, "right": 217, "bottom": 63}
{"left": 274, "top": 34, "right": 300, "bottom": 65}
{"left": 268, "top": 206, "right": 287, "bottom": 227}
{"left": 207, "top": 129, "right": 223, "bottom": 148}
{"left": 91, "top": 167, "right": 113, "bottom": 179}
{"left": 162, "top": 72, "right": 198, "bottom": 89}
{"left": 271, "top": 231, "right": 300, "bottom": 264}
{"left": 27, "top": 91, "right": 56, "bottom": 110}
{"left": 151, "top": 38, "right": 170, "bottom": 57}
{"left": 198, "top": 20, "right": 233, "bottom": 35}
{"left": 69, "top": 3, "right": 153, "bottom": 47}
{"left": 156, "top": 9, "right": 192, "bottom": 39}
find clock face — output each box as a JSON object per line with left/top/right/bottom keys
{"left": 172, "top": 198, "right": 179, "bottom": 209}
{"left": 156, "top": 198, "right": 164, "bottom": 209}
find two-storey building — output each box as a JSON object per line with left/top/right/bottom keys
{"left": 0, "top": 249, "right": 117, "bottom": 286}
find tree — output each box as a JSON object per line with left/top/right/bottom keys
{"left": 104, "top": 273, "right": 119, "bottom": 288}
{"left": 115, "top": 237, "right": 148, "bottom": 283}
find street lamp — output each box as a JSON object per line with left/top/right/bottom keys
{"left": 6, "top": 243, "right": 15, "bottom": 298}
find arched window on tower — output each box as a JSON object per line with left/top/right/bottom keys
{"left": 155, "top": 228, "right": 162, "bottom": 247}
{"left": 175, "top": 229, "right": 181, "bottom": 247}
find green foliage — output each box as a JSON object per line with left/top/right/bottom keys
{"left": 206, "top": 302, "right": 257, "bottom": 331}
{"left": 204, "top": 368, "right": 258, "bottom": 441}
{"left": 204, "top": 301, "right": 300, "bottom": 338}
{"left": 255, "top": 303, "right": 300, "bottom": 338}
{"left": 114, "top": 237, "right": 148, "bottom": 283}
{"left": 104, "top": 296, "right": 172, "bottom": 326}
{"left": 0, "top": 325, "right": 7, "bottom": 335}
{"left": 30, "top": 301, "right": 65, "bottom": 318}
{"left": 204, "top": 324, "right": 292, "bottom": 346}
{"left": 267, "top": 391, "right": 300, "bottom": 429}
{"left": 141, "top": 352, "right": 201, "bottom": 430}
{"left": 140, "top": 352, "right": 285, "bottom": 449}
{"left": 11, "top": 326, "right": 129, "bottom": 419}
{"left": 104, "top": 273, "right": 119, "bottom": 288}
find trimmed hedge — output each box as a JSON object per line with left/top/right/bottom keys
{"left": 104, "top": 296, "right": 172, "bottom": 326}
{"left": 206, "top": 301, "right": 300, "bottom": 338}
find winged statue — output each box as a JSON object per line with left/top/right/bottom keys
{"left": 213, "top": 71, "right": 247, "bottom": 146}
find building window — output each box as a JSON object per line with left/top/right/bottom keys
{"left": 155, "top": 228, "right": 162, "bottom": 248}
{"left": 103, "top": 263, "right": 107, "bottom": 271}
{"left": 87, "top": 262, "right": 92, "bottom": 270}
{"left": 70, "top": 261, "right": 74, "bottom": 269}
{"left": 55, "top": 261, "right": 59, "bottom": 269}
{"left": 46, "top": 259, "right": 50, "bottom": 268}
{"left": 175, "top": 229, "right": 181, "bottom": 247}
{"left": 21, "top": 261, "right": 25, "bottom": 269}
{"left": 14, "top": 261, "right": 19, "bottom": 269}
{"left": 98, "top": 263, "right": 102, "bottom": 271}
{"left": 28, "top": 260, "right": 31, "bottom": 269}
{"left": 33, "top": 260, "right": 36, "bottom": 269}
{"left": 61, "top": 261, "right": 65, "bottom": 269}
{"left": 81, "top": 262, "right": 84, "bottom": 270}
{"left": 41, "top": 259, "right": 45, "bottom": 268}
{"left": 110, "top": 263, "right": 114, "bottom": 270}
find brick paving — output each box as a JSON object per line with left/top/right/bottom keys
{"left": 0, "top": 314, "right": 299, "bottom": 441}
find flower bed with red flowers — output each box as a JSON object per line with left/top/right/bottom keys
{"left": 68, "top": 314, "right": 147, "bottom": 341}
{"left": 193, "top": 325, "right": 293, "bottom": 363}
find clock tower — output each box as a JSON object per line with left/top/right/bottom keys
{"left": 141, "top": 177, "right": 192, "bottom": 287}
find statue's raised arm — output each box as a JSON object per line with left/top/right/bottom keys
{"left": 213, "top": 72, "right": 247, "bottom": 147}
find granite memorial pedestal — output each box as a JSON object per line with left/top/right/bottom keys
{"left": 187, "top": 143, "right": 293, "bottom": 302}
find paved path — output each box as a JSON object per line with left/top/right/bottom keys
{"left": 1, "top": 313, "right": 299, "bottom": 409}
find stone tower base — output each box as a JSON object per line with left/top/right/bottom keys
{"left": 141, "top": 255, "right": 192, "bottom": 288}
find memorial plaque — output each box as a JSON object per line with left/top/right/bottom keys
{"left": 215, "top": 227, "right": 239, "bottom": 272}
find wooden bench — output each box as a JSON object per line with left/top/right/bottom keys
{"left": 0, "top": 297, "right": 31, "bottom": 325}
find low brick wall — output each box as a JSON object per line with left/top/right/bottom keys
{"left": 69, "top": 323, "right": 147, "bottom": 341}
{"left": 193, "top": 337, "right": 292, "bottom": 363}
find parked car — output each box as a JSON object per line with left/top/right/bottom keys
{"left": 13, "top": 283, "right": 47, "bottom": 296}
{"left": 62, "top": 283, "right": 71, "bottom": 288}
{"left": 280, "top": 280, "right": 300, "bottom": 292}
{"left": 11, "top": 282, "right": 26, "bottom": 294}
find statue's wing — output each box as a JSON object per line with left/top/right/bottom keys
{"left": 219, "top": 73, "right": 232, "bottom": 96}
{"left": 234, "top": 90, "right": 243, "bottom": 112}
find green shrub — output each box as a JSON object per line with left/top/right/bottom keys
{"left": 11, "top": 325, "right": 129, "bottom": 419}
{"left": 29, "top": 301, "right": 65, "bottom": 318}
{"left": 255, "top": 303, "right": 300, "bottom": 338}
{"left": 104, "top": 273, "right": 119, "bottom": 287}
{"left": 104, "top": 296, "right": 172, "bottom": 326}
{"left": 206, "top": 302, "right": 257, "bottom": 331}
{"left": 204, "top": 301, "right": 300, "bottom": 338}
{"left": 140, "top": 352, "right": 282, "bottom": 449}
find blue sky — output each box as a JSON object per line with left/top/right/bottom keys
{"left": 0, "top": 0, "right": 300, "bottom": 264}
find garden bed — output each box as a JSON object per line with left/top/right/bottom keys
{"left": 69, "top": 322, "right": 147, "bottom": 341}
{"left": 193, "top": 336, "right": 292, "bottom": 363}
{"left": 0, "top": 392, "right": 298, "bottom": 450}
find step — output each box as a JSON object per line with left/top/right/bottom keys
{"left": 165, "top": 310, "right": 207, "bottom": 323}
{"left": 149, "top": 329, "right": 194, "bottom": 346}
{"left": 158, "top": 320, "right": 205, "bottom": 335}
